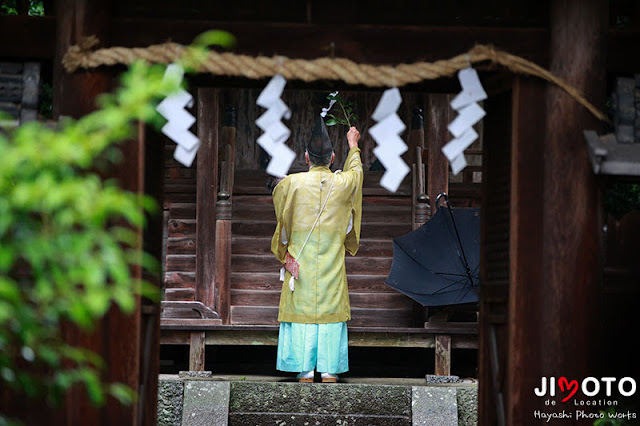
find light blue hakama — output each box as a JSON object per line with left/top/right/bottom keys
{"left": 276, "top": 322, "right": 349, "bottom": 374}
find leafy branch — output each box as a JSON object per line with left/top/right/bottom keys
{"left": 324, "top": 93, "right": 357, "bottom": 127}
{"left": 0, "top": 30, "right": 235, "bottom": 422}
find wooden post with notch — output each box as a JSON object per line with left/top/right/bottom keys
{"left": 214, "top": 105, "right": 236, "bottom": 324}
{"left": 426, "top": 94, "right": 450, "bottom": 215}
{"left": 411, "top": 108, "right": 430, "bottom": 229}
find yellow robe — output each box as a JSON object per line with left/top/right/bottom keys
{"left": 271, "top": 147, "right": 363, "bottom": 323}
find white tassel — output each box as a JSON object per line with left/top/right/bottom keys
{"left": 280, "top": 267, "right": 285, "bottom": 282}
{"left": 289, "top": 275, "right": 296, "bottom": 292}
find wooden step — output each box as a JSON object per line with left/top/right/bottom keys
{"left": 231, "top": 254, "right": 393, "bottom": 275}
{"left": 231, "top": 272, "right": 395, "bottom": 293}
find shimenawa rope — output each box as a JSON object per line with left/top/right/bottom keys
{"left": 62, "top": 36, "right": 607, "bottom": 122}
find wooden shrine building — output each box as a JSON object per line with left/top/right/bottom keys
{"left": 2, "top": 0, "right": 640, "bottom": 425}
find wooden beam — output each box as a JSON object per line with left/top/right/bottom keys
{"left": 195, "top": 88, "right": 219, "bottom": 308}
{"left": 426, "top": 94, "right": 451, "bottom": 213}
{"left": 4, "top": 15, "right": 640, "bottom": 73}
{"left": 159, "top": 328, "right": 478, "bottom": 349}
{"left": 0, "top": 16, "right": 56, "bottom": 59}
{"left": 506, "top": 76, "right": 546, "bottom": 425}
{"left": 538, "top": 0, "right": 606, "bottom": 399}
{"left": 110, "top": 20, "right": 550, "bottom": 65}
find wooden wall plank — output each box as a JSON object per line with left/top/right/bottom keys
{"left": 230, "top": 222, "right": 411, "bottom": 239}
{"left": 232, "top": 236, "right": 393, "bottom": 257}
{"left": 230, "top": 306, "right": 417, "bottom": 327}
{"left": 167, "top": 219, "right": 196, "bottom": 237}
{"left": 166, "top": 237, "right": 196, "bottom": 255}
{"left": 229, "top": 289, "right": 415, "bottom": 310}
{"left": 231, "top": 272, "right": 394, "bottom": 293}
{"left": 165, "top": 254, "right": 196, "bottom": 272}
{"left": 229, "top": 254, "right": 393, "bottom": 275}
{"left": 164, "top": 288, "right": 196, "bottom": 301}
{"left": 164, "top": 272, "right": 196, "bottom": 288}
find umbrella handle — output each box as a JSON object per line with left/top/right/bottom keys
{"left": 435, "top": 192, "right": 449, "bottom": 210}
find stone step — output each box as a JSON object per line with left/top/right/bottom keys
{"left": 157, "top": 375, "right": 478, "bottom": 426}
{"left": 229, "top": 382, "right": 411, "bottom": 425}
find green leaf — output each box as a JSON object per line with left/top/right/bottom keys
{"left": 191, "top": 30, "right": 237, "bottom": 49}
{"left": 0, "top": 278, "right": 20, "bottom": 303}
{"left": 108, "top": 383, "right": 136, "bottom": 406}
{"left": 67, "top": 302, "right": 94, "bottom": 330}
{"left": 79, "top": 368, "right": 105, "bottom": 406}
{"left": 325, "top": 118, "right": 337, "bottom": 126}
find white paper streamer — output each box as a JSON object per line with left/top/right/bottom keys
{"left": 369, "top": 87, "right": 409, "bottom": 192}
{"left": 256, "top": 75, "right": 295, "bottom": 178}
{"left": 442, "top": 67, "right": 488, "bottom": 175}
{"left": 156, "top": 64, "right": 200, "bottom": 167}
{"left": 321, "top": 91, "right": 339, "bottom": 118}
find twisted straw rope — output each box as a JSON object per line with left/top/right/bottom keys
{"left": 63, "top": 36, "right": 607, "bottom": 122}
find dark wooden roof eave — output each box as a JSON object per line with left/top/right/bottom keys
{"left": 3, "top": 15, "right": 640, "bottom": 73}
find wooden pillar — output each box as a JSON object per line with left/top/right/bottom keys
{"left": 52, "top": 1, "right": 151, "bottom": 425}
{"left": 478, "top": 89, "right": 512, "bottom": 426}
{"left": 542, "top": 0, "right": 606, "bottom": 388}
{"left": 434, "top": 335, "right": 452, "bottom": 376}
{"left": 426, "top": 94, "right": 450, "bottom": 213}
{"left": 139, "top": 122, "right": 164, "bottom": 426}
{"left": 195, "top": 88, "right": 219, "bottom": 309}
{"left": 506, "top": 76, "right": 547, "bottom": 424}
{"left": 52, "top": 0, "right": 112, "bottom": 119}
{"left": 189, "top": 332, "right": 206, "bottom": 371}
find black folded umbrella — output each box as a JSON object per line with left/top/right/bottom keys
{"left": 385, "top": 194, "right": 480, "bottom": 306}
